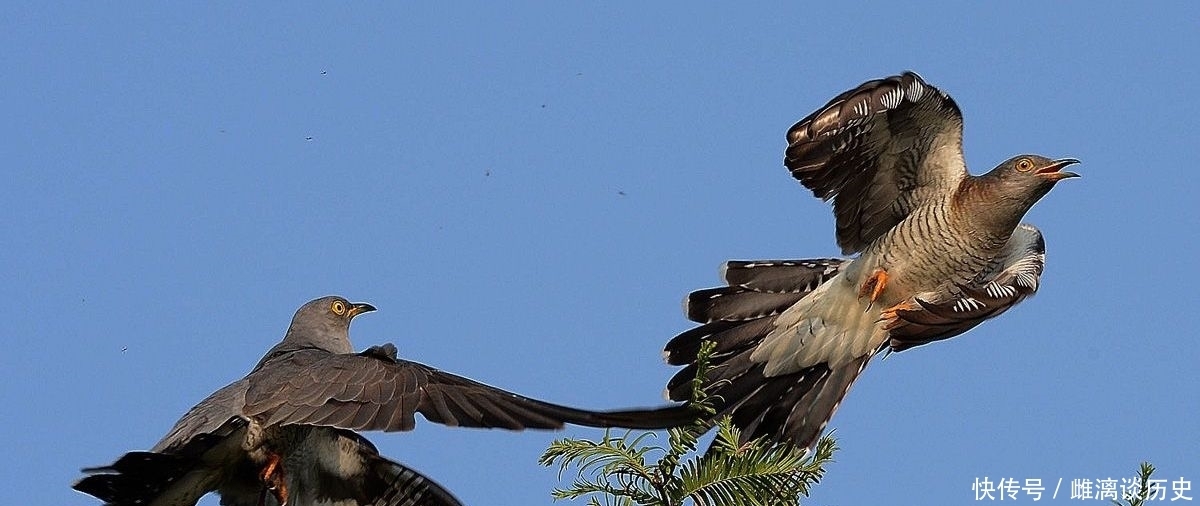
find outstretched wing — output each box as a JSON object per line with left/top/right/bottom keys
{"left": 242, "top": 345, "right": 696, "bottom": 433}
{"left": 884, "top": 224, "right": 1047, "bottom": 352}
{"left": 785, "top": 71, "right": 967, "bottom": 254}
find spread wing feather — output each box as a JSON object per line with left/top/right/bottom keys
{"left": 884, "top": 224, "right": 1047, "bottom": 352}
{"left": 243, "top": 345, "right": 697, "bottom": 433}
{"left": 784, "top": 72, "right": 967, "bottom": 254}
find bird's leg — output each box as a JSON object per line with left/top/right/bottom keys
{"left": 268, "top": 477, "right": 288, "bottom": 506}
{"left": 259, "top": 452, "right": 280, "bottom": 484}
{"left": 858, "top": 268, "right": 889, "bottom": 302}
{"left": 880, "top": 299, "right": 921, "bottom": 329}
{"left": 258, "top": 452, "right": 289, "bottom": 506}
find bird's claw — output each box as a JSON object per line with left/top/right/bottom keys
{"left": 258, "top": 452, "right": 289, "bottom": 506}
{"left": 859, "top": 268, "right": 889, "bottom": 302}
{"left": 880, "top": 299, "right": 920, "bottom": 329}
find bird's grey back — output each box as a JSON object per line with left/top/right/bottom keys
{"left": 154, "top": 297, "right": 356, "bottom": 452}
{"left": 151, "top": 378, "right": 249, "bottom": 453}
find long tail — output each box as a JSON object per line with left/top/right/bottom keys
{"left": 74, "top": 424, "right": 466, "bottom": 506}
{"left": 365, "top": 459, "right": 460, "bottom": 506}
{"left": 664, "top": 258, "right": 871, "bottom": 448}
{"left": 671, "top": 351, "right": 870, "bottom": 448}
{"left": 339, "top": 431, "right": 462, "bottom": 506}
{"left": 73, "top": 419, "right": 246, "bottom": 506}
{"left": 73, "top": 451, "right": 204, "bottom": 506}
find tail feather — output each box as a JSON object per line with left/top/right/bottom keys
{"left": 683, "top": 259, "right": 846, "bottom": 326}
{"left": 73, "top": 419, "right": 247, "bottom": 506}
{"left": 664, "top": 257, "right": 873, "bottom": 448}
{"left": 667, "top": 348, "right": 760, "bottom": 402}
{"left": 670, "top": 349, "right": 868, "bottom": 448}
{"left": 364, "top": 453, "right": 461, "bottom": 506}
{"left": 727, "top": 363, "right": 831, "bottom": 447}
{"left": 664, "top": 317, "right": 776, "bottom": 367}
{"left": 686, "top": 288, "right": 807, "bottom": 324}
{"left": 73, "top": 452, "right": 200, "bottom": 506}
{"left": 720, "top": 259, "right": 847, "bottom": 293}
{"left": 686, "top": 286, "right": 806, "bottom": 321}
{"left": 668, "top": 259, "right": 847, "bottom": 368}
{"left": 779, "top": 356, "right": 870, "bottom": 448}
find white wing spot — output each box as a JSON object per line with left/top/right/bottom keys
{"left": 906, "top": 80, "right": 925, "bottom": 101}
{"left": 853, "top": 100, "right": 869, "bottom": 117}
{"left": 985, "top": 282, "right": 1017, "bottom": 299}
{"left": 954, "top": 297, "right": 985, "bottom": 313}
{"left": 881, "top": 87, "right": 904, "bottom": 109}
{"left": 1017, "top": 272, "right": 1038, "bottom": 289}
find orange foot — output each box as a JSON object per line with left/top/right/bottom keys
{"left": 258, "top": 452, "right": 289, "bottom": 506}
{"left": 858, "top": 268, "right": 889, "bottom": 302}
{"left": 880, "top": 299, "right": 920, "bottom": 329}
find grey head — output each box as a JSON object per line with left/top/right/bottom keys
{"left": 967, "top": 155, "right": 1080, "bottom": 230}
{"left": 256, "top": 296, "right": 376, "bottom": 368}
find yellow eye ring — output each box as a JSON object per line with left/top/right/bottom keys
{"left": 1016, "top": 158, "right": 1034, "bottom": 172}
{"left": 331, "top": 300, "right": 347, "bottom": 315}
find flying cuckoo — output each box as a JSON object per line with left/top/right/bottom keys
{"left": 663, "top": 72, "right": 1080, "bottom": 448}
{"left": 74, "top": 296, "right": 696, "bottom": 506}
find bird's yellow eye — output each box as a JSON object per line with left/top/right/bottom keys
{"left": 331, "top": 300, "right": 347, "bottom": 315}
{"left": 1016, "top": 158, "right": 1034, "bottom": 172}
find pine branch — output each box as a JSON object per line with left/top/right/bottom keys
{"left": 541, "top": 341, "right": 836, "bottom": 506}
{"left": 1111, "top": 462, "right": 1156, "bottom": 506}
{"left": 679, "top": 421, "right": 836, "bottom": 506}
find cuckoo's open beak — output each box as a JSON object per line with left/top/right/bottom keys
{"left": 348, "top": 302, "right": 377, "bottom": 318}
{"left": 1036, "top": 158, "right": 1081, "bottom": 181}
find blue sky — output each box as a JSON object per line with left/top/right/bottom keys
{"left": 3, "top": 3, "right": 1197, "bottom": 505}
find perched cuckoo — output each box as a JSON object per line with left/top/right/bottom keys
{"left": 74, "top": 296, "right": 696, "bottom": 506}
{"left": 663, "top": 72, "right": 1080, "bottom": 448}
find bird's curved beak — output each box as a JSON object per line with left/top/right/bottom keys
{"left": 1036, "top": 158, "right": 1081, "bottom": 181}
{"left": 348, "top": 302, "right": 377, "bottom": 318}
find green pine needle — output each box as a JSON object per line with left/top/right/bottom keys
{"left": 540, "top": 341, "right": 837, "bottom": 506}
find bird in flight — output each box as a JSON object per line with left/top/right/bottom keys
{"left": 663, "top": 72, "right": 1080, "bottom": 449}
{"left": 74, "top": 296, "right": 695, "bottom": 506}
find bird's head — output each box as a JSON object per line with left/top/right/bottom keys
{"left": 281, "top": 296, "right": 377, "bottom": 353}
{"left": 986, "top": 154, "right": 1080, "bottom": 201}
{"left": 968, "top": 155, "right": 1080, "bottom": 231}
{"left": 992, "top": 154, "right": 1081, "bottom": 191}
